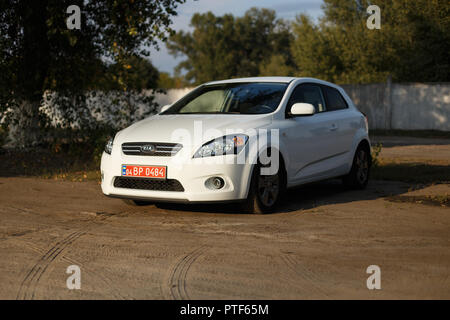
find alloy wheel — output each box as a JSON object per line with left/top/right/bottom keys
{"left": 257, "top": 173, "right": 280, "bottom": 207}
{"left": 355, "top": 149, "right": 369, "bottom": 185}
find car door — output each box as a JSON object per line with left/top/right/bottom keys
{"left": 320, "top": 85, "right": 356, "bottom": 171}
{"left": 282, "top": 83, "right": 339, "bottom": 184}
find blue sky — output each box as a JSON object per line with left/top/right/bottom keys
{"left": 151, "top": 0, "right": 324, "bottom": 74}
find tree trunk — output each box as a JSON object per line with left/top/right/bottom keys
{"left": 9, "top": 100, "right": 42, "bottom": 148}
{"left": 13, "top": 1, "right": 50, "bottom": 148}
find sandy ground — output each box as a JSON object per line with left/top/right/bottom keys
{"left": 373, "top": 135, "right": 450, "bottom": 164}
{"left": 0, "top": 139, "right": 449, "bottom": 300}
{"left": 379, "top": 144, "right": 450, "bottom": 164}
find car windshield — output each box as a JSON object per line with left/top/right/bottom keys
{"left": 162, "top": 82, "right": 288, "bottom": 115}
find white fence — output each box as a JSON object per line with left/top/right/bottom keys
{"left": 159, "top": 83, "right": 450, "bottom": 131}
{"left": 342, "top": 81, "right": 450, "bottom": 131}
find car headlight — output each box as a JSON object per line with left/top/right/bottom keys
{"left": 105, "top": 137, "right": 114, "bottom": 155}
{"left": 193, "top": 134, "right": 248, "bottom": 158}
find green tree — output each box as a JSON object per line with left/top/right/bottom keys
{"left": 259, "top": 54, "right": 295, "bottom": 77}
{"left": 157, "top": 72, "right": 189, "bottom": 89}
{"left": 104, "top": 56, "right": 160, "bottom": 91}
{"left": 0, "top": 0, "right": 185, "bottom": 147}
{"left": 291, "top": 14, "right": 344, "bottom": 82}
{"left": 168, "top": 12, "right": 238, "bottom": 83}
{"left": 167, "top": 8, "right": 295, "bottom": 84}
{"left": 291, "top": 0, "right": 450, "bottom": 83}
{"left": 234, "top": 8, "right": 295, "bottom": 77}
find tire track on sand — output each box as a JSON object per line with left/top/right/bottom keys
{"left": 16, "top": 212, "right": 127, "bottom": 300}
{"left": 13, "top": 238, "right": 128, "bottom": 299}
{"left": 166, "top": 246, "right": 207, "bottom": 300}
{"left": 280, "top": 253, "right": 329, "bottom": 297}
{"left": 16, "top": 231, "right": 85, "bottom": 300}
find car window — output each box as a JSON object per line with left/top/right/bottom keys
{"left": 163, "top": 83, "right": 288, "bottom": 115}
{"left": 287, "top": 84, "right": 326, "bottom": 114}
{"left": 322, "top": 86, "right": 348, "bottom": 111}
{"left": 178, "top": 90, "right": 226, "bottom": 113}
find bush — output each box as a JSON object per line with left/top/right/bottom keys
{"left": 371, "top": 142, "right": 382, "bottom": 167}
{"left": 45, "top": 126, "right": 115, "bottom": 166}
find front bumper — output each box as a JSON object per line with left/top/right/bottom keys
{"left": 100, "top": 151, "right": 254, "bottom": 202}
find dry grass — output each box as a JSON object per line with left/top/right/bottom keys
{"left": 386, "top": 194, "right": 449, "bottom": 207}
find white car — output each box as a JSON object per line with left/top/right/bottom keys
{"left": 101, "top": 77, "right": 371, "bottom": 213}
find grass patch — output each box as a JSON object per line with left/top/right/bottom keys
{"left": 372, "top": 162, "right": 450, "bottom": 184}
{"left": 386, "top": 195, "right": 449, "bottom": 207}
{"left": 0, "top": 147, "right": 101, "bottom": 182}
{"left": 370, "top": 129, "right": 450, "bottom": 139}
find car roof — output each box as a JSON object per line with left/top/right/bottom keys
{"left": 204, "top": 77, "right": 336, "bottom": 86}
{"left": 205, "top": 77, "right": 296, "bottom": 85}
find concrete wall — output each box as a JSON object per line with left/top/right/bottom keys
{"left": 342, "top": 82, "right": 450, "bottom": 131}
{"left": 390, "top": 83, "right": 450, "bottom": 130}
{"left": 341, "top": 83, "right": 389, "bottom": 129}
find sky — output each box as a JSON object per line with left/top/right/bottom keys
{"left": 150, "top": 0, "right": 324, "bottom": 75}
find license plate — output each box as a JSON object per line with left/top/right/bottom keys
{"left": 121, "top": 165, "right": 167, "bottom": 179}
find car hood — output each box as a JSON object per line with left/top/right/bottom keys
{"left": 115, "top": 114, "right": 272, "bottom": 144}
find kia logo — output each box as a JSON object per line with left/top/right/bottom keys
{"left": 140, "top": 144, "right": 156, "bottom": 153}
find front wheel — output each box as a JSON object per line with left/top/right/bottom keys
{"left": 343, "top": 145, "right": 371, "bottom": 189}
{"left": 241, "top": 162, "right": 285, "bottom": 214}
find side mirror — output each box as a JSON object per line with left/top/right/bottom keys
{"left": 290, "top": 103, "right": 315, "bottom": 117}
{"left": 159, "top": 104, "right": 171, "bottom": 113}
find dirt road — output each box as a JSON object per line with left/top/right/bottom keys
{"left": 0, "top": 139, "right": 449, "bottom": 299}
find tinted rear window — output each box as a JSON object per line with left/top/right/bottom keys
{"left": 323, "top": 86, "right": 348, "bottom": 111}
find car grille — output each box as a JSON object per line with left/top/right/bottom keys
{"left": 122, "top": 142, "right": 182, "bottom": 156}
{"left": 113, "top": 177, "right": 185, "bottom": 192}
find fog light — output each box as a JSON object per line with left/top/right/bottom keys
{"left": 212, "top": 177, "right": 224, "bottom": 189}
{"left": 206, "top": 177, "right": 225, "bottom": 190}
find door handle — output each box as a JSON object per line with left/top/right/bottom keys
{"left": 330, "top": 123, "right": 338, "bottom": 131}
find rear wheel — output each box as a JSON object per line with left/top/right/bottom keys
{"left": 242, "top": 157, "right": 285, "bottom": 214}
{"left": 122, "top": 199, "right": 152, "bottom": 206}
{"left": 343, "top": 145, "right": 371, "bottom": 189}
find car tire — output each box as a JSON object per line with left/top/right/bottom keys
{"left": 122, "top": 199, "right": 152, "bottom": 206}
{"left": 241, "top": 157, "right": 285, "bottom": 214}
{"left": 343, "top": 144, "right": 371, "bottom": 189}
